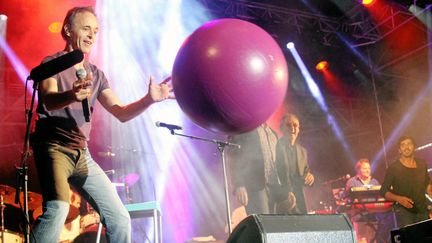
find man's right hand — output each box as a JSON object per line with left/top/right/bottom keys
{"left": 288, "top": 192, "right": 297, "bottom": 210}
{"left": 235, "top": 187, "right": 248, "bottom": 206}
{"left": 72, "top": 72, "right": 93, "bottom": 102}
{"left": 397, "top": 196, "right": 414, "bottom": 209}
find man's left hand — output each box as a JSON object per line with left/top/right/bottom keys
{"left": 149, "top": 76, "right": 175, "bottom": 102}
{"left": 304, "top": 172, "right": 314, "bottom": 186}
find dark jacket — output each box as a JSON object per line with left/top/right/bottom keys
{"left": 229, "top": 128, "right": 277, "bottom": 192}
{"left": 276, "top": 137, "right": 309, "bottom": 191}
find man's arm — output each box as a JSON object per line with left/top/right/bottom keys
{"left": 40, "top": 76, "right": 91, "bottom": 111}
{"left": 301, "top": 147, "right": 314, "bottom": 186}
{"left": 344, "top": 178, "right": 354, "bottom": 196}
{"left": 427, "top": 183, "right": 432, "bottom": 198}
{"left": 424, "top": 165, "right": 432, "bottom": 198}
{"left": 384, "top": 191, "right": 414, "bottom": 209}
{"left": 304, "top": 171, "right": 314, "bottom": 186}
{"left": 380, "top": 165, "right": 414, "bottom": 209}
{"left": 98, "top": 76, "right": 172, "bottom": 122}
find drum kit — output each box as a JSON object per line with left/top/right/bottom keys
{"left": 0, "top": 184, "right": 35, "bottom": 243}
{"left": 0, "top": 168, "right": 139, "bottom": 243}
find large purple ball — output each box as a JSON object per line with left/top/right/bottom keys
{"left": 172, "top": 18, "right": 288, "bottom": 134}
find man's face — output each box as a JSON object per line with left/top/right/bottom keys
{"left": 66, "top": 11, "right": 98, "bottom": 53}
{"left": 283, "top": 116, "right": 300, "bottom": 144}
{"left": 399, "top": 138, "right": 415, "bottom": 158}
{"left": 358, "top": 162, "right": 371, "bottom": 179}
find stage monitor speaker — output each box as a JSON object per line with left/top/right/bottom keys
{"left": 227, "top": 214, "right": 356, "bottom": 243}
{"left": 391, "top": 219, "right": 432, "bottom": 243}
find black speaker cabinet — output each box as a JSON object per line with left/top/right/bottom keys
{"left": 391, "top": 219, "right": 432, "bottom": 243}
{"left": 227, "top": 214, "right": 356, "bottom": 243}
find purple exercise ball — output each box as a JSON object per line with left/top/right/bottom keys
{"left": 172, "top": 18, "right": 288, "bottom": 134}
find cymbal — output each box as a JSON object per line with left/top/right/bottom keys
{"left": 26, "top": 191, "right": 43, "bottom": 210}
{"left": 32, "top": 205, "right": 43, "bottom": 221}
{"left": 0, "top": 184, "right": 16, "bottom": 204}
{"left": 113, "top": 173, "right": 140, "bottom": 187}
{"left": 8, "top": 191, "right": 42, "bottom": 211}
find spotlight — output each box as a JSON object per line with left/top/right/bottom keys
{"left": 315, "top": 61, "right": 329, "bottom": 71}
{"left": 362, "top": 0, "right": 376, "bottom": 6}
{"left": 0, "top": 14, "right": 7, "bottom": 21}
{"left": 286, "top": 42, "right": 295, "bottom": 49}
{"left": 287, "top": 42, "right": 355, "bottom": 162}
{"left": 48, "top": 21, "right": 62, "bottom": 33}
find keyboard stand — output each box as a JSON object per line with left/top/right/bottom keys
{"left": 125, "top": 201, "right": 162, "bottom": 243}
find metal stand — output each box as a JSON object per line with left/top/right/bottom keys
{"left": 169, "top": 130, "right": 240, "bottom": 234}
{"left": 125, "top": 183, "right": 132, "bottom": 204}
{"left": 1, "top": 195, "right": 5, "bottom": 243}
{"left": 95, "top": 222, "right": 103, "bottom": 243}
{"left": 15, "top": 79, "right": 38, "bottom": 243}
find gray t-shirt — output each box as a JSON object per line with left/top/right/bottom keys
{"left": 34, "top": 51, "right": 110, "bottom": 148}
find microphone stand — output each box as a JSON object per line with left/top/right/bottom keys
{"left": 16, "top": 78, "right": 38, "bottom": 243}
{"left": 1, "top": 195, "right": 5, "bottom": 243}
{"left": 168, "top": 129, "right": 240, "bottom": 234}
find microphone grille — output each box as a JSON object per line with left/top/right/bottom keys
{"left": 76, "top": 68, "right": 87, "bottom": 79}
{"left": 155, "top": 121, "right": 161, "bottom": 127}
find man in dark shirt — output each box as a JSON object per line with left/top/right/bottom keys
{"left": 380, "top": 136, "right": 432, "bottom": 227}
{"left": 30, "top": 6, "right": 172, "bottom": 243}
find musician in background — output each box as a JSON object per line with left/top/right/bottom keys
{"left": 276, "top": 113, "right": 314, "bottom": 214}
{"left": 345, "top": 158, "right": 381, "bottom": 243}
{"left": 345, "top": 158, "right": 380, "bottom": 192}
{"left": 380, "top": 136, "right": 432, "bottom": 227}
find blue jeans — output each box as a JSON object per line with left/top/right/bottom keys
{"left": 31, "top": 143, "right": 131, "bottom": 243}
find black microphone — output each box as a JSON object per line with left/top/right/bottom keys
{"left": 323, "top": 174, "right": 350, "bottom": 185}
{"left": 338, "top": 174, "right": 351, "bottom": 180}
{"left": 30, "top": 50, "right": 84, "bottom": 82}
{"left": 14, "top": 170, "right": 21, "bottom": 204}
{"left": 155, "top": 121, "right": 182, "bottom": 131}
{"left": 76, "top": 68, "right": 91, "bottom": 122}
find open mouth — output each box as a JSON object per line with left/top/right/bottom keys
{"left": 83, "top": 40, "right": 93, "bottom": 46}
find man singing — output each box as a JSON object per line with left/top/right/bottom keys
{"left": 30, "top": 6, "right": 172, "bottom": 243}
